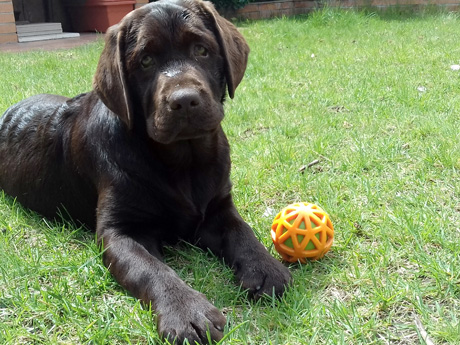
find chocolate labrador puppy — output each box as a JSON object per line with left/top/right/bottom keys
{"left": 0, "top": 0, "right": 291, "bottom": 343}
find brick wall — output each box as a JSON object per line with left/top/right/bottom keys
{"left": 234, "top": 0, "right": 460, "bottom": 20}
{"left": 331, "top": 0, "right": 459, "bottom": 11}
{"left": 236, "top": 0, "right": 316, "bottom": 19}
{"left": 0, "top": 1, "right": 16, "bottom": 43}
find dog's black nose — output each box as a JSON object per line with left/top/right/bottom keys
{"left": 168, "top": 89, "right": 200, "bottom": 112}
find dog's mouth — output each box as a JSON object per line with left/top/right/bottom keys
{"left": 150, "top": 130, "right": 215, "bottom": 145}
{"left": 174, "top": 129, "right": 216, "bottom": 142}
{"left": 146, "top": 115, "right": 220, "bottom": 144}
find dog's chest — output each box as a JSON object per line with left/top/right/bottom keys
{"left": 150, "top": 167, "right": 217, "bottom": 241}
{"left": 131, "top": 137, "right": 230, "bottom": 241}
{"left": 170, "top": 161, "right": 218, "bottom": 211}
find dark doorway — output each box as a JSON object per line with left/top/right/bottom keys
{"left": 12, "top": 0, "right": 69, "bottom": 29}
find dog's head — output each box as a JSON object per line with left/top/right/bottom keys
{"left": 93, "top": 0, "right": 249, "bottom": 144}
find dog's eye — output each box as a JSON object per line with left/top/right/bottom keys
{"left": 194, "top": 45, "right": 208, "bottom": 57}
{"left": 141, "top": 55, "right": 154, "bottom": 69}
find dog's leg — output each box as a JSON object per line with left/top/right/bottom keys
{"left": 96, "top": 205, "right": 225, "bottom": 344}
{"left": 195, "top": 195, "right": 291, "bottom": 298}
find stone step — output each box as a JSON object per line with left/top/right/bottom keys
{"left": 16, "top": 23, "right": 63, "bottom": 35}
{"left": 18, "top": 32, "right": 80, "bottom": 43}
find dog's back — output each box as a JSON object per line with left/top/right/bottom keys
{"left": 0, "top": 93, "right": 98, "bottom": 226}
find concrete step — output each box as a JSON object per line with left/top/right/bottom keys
{"left": 18, "top": 29, "right": 63, "bottom": 37}
{"left": 17, "top": 23, "right": 63, "bottom": 36}
{"left": 18, "top": 32, "right": 80, "bottom": 43}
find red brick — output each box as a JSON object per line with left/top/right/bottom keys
{"left": 242, "top": 11, "right": 261, "bottom": 20}
{"left": 237, "top": 3, "right": 259, "bottom": 13}
{"left": 341, "top": 0, "right": 359, "bottom": 7}
{"left": 0, "top": 2, "right": 14, "bottom": 13}
{"left": 293, "top": 7, "right": 310, "bottom": 14}
{"left": 259, "top": 3, "right": 279, "bottom": 11}
{"left": 257, "top": 10, "right": 271, "bottom": 18}
{"left": 0, "top": 22, "right": 15, "bottom": 34}
{"left": 281, "top": 1, "right": 293, "bottom": 9}
{"left": 371, "top": 0, "right": 393, "bottom": 5}
{"left": 280, "top": 8, "right": 294, "bottom": 15}
{"left": 0, "top": 12, "right": 14, "bottom": 23}
{"left": 432, "top": 0, "right": 460, "bottom": 3}
{"left": 0, "top": 33, "right": 17, "bottom": 43}
{"left": 339, "top": 0, "right": 357, "bottom": 8}
{"left": 294, "top": 1, "right": 316, "bottom": 9}
{"left": 371, "top": 0, "right": 423, "bottom": 5}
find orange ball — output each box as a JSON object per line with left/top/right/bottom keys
{"left": 271, "top": 202, "right": 334, "bottom": 263}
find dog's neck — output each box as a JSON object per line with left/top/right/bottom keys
{"left": 148, "top": 128, "right": 227, "bottom": 171}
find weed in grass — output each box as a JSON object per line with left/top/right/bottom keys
{"left": 1, "top": 8, "right": 460, "bottom": 345}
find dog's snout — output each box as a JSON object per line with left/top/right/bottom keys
{"left": 168, "top": 88, "right": 200, "bottom": 112}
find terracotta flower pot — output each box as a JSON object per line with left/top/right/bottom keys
{"left": 64, "top": 0, "right": 136, "bottom": 33}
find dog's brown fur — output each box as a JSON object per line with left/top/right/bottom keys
{"left": 0, "top": 1, "right": 291, "bottom": 343}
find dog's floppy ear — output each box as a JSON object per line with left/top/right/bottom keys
{"left": 197, "top": 1, "right": 250, "bottom": 99}
{"left": 93, "top": 23, "right": 133, "bottom": 130}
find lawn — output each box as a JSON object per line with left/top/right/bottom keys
{"left": 1, "top": 8, "right": 459, "bottom": 345}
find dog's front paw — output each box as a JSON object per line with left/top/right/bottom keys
{"left": 156, "top": 288, "right": 226, "bottom": 344}
{"left": 234, "top": 250, "right": 291, "bottom": 298}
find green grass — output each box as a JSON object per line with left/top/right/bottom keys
{"left": 1, "top": 8, "right": 460, "bottom": 345}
